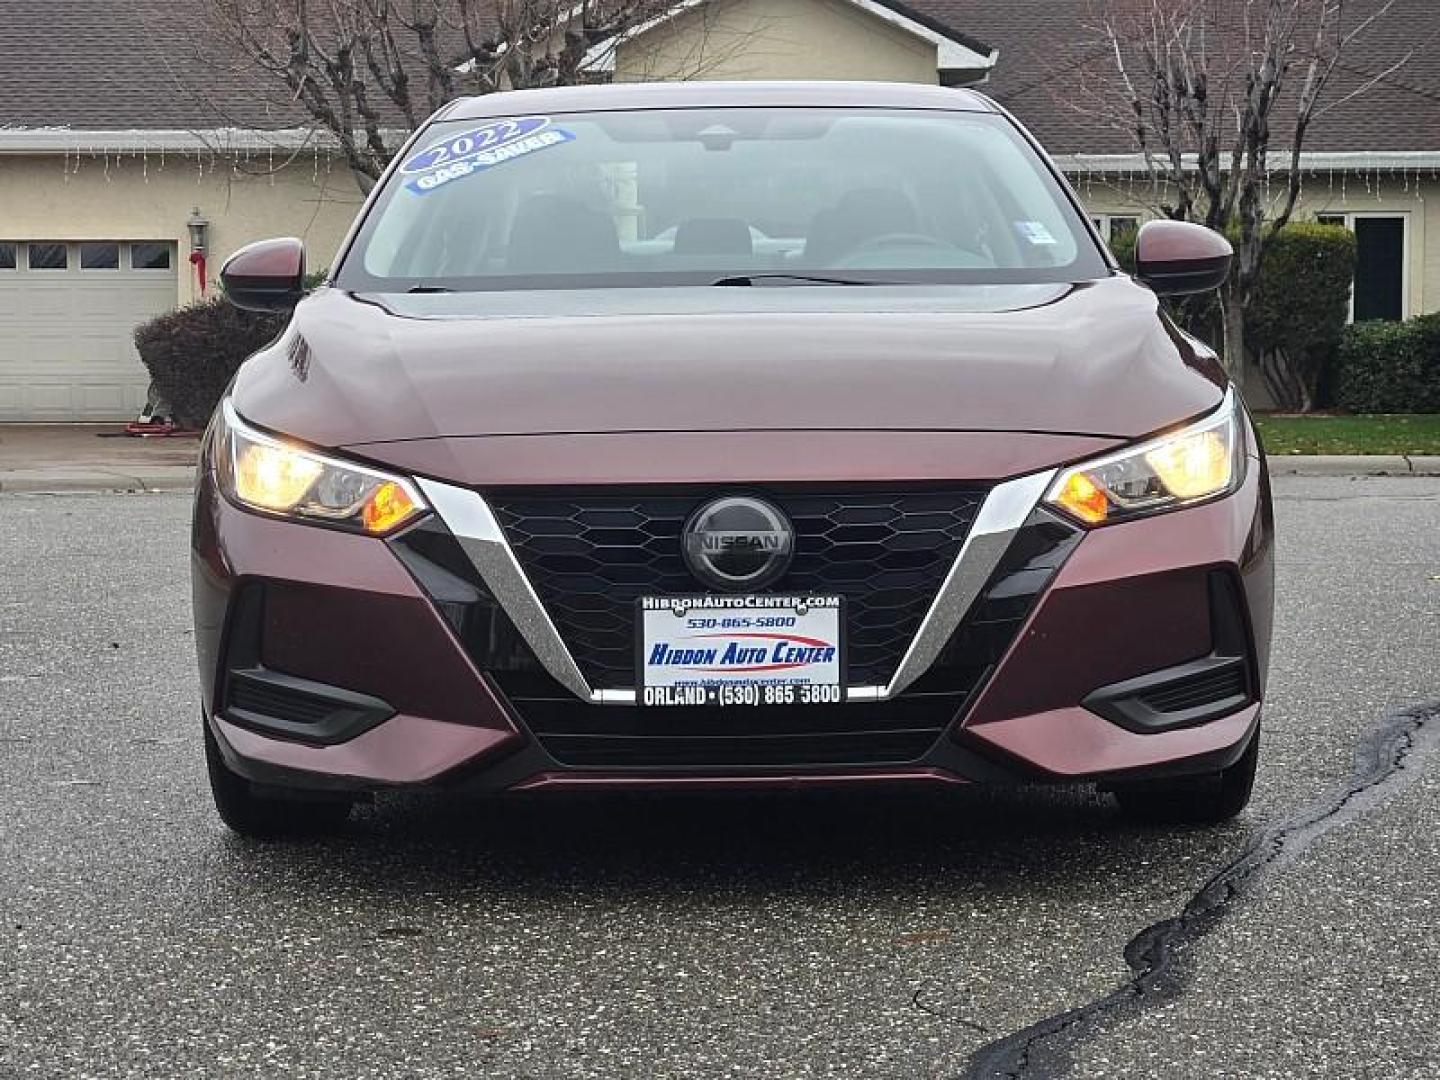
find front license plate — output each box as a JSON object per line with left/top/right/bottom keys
{"left": 639, "top": 595, "right": 844, "bottom": 707}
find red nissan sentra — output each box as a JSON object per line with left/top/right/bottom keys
{"left": 193, "top": 81, "right": 1273, "bottom": 837}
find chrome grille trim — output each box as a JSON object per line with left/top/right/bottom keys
{"left": 416, "top": 478, "right": 596, "bottom": 703}
{"left": 882, "top": 469, "right": 1056, "bottom": 698}
{"left": 419, "top": 472, "right": 1055, "bottom": 706}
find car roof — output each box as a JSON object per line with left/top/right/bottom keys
{"left": 438, "top": 80, "right": 997, "bottom": 121}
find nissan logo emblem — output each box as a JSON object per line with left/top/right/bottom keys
{"left": 682, "top": 496, "right": 795, "bottom": 592}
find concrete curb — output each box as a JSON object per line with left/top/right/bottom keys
{"left": 1268, "top": 455, "right": 1440, "bottom": 477}
{"left": 0, "top": 466, "right": 197, "bottom": 494}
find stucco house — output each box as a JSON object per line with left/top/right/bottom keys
{"left": 957, "top": 0, "right": 1439, "bottom": 330}
{"left": 1, "top": 0, "right": 1435, "bottom": 419}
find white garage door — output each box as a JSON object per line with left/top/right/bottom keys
{"left": 0, "top": 240, "right": 178, "bottom": 421}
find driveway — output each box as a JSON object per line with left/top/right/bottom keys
{"left": 1, "top": 476, "right": 1437, "bottom": 1078}
{"left": 0, "top": 425, "right": 197, "bottom": 492}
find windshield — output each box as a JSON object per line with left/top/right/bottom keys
{"left": 338, "top": 107, "right": 1107, "bottom": 291}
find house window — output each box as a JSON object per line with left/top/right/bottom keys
{"left": 130, "top": 242, "right": 173, "bottom": 270}
{"left": 1109, "top": 216, "right": 1140, "bottom": 244}
{"left": 1093, "top": 215, "right": 1140, "bottom": 243}
{"left": 80, "top": 242, "right": 121, "bottom": 270}
{"left": 1314, "top": 212, "right": 1407, "bottom": 322}
{"left": 0, "top": 243, "right": 15, "bottom": 270}
{"left": 28, "top": 242, "right": 69, "bottom": 270}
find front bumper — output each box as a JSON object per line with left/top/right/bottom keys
{"left": 193, "top": 448, "right": 1273, "bottom": 794}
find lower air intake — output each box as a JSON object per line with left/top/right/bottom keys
{"left": 491, "top": 672, "right": 975, "bottom": 769}
{"left": 1084, "top": 573, "right": 1254, "bottom": 733}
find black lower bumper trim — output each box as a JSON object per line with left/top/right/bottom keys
{"left": 1084, "top": 571, "right": 1256, "bottom": 734}
{"left": 1084, "top": 656, "right": 1251, "bottom": 734}
{"left": 226, "top": 667, "right": 395, "bottom": 745}
{"left": 494, "top": 676, "right": 972, "bottom": 769}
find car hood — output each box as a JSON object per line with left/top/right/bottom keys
{"left": 232, "top": 278, "right": 1225, "bottom": 453}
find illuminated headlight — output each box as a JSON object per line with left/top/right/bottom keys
{"left": 214, "top": 399, "right": 427, "bottom": 535}
{"left": 1045, "top": 390, "right": 1245, "bottom": 526}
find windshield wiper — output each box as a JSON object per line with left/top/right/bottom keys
{"left": 406, "top": 284, "right": 452, "bottom": 294}
{"left": 710, "top": 273, "right": 886, "bottom": 287}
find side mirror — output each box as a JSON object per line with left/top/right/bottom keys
{"left": 220, "top": 237, "right": 306, "bottom": 312}
{"left": 1133, "top": 221, "right": 1232, "bottom": 295}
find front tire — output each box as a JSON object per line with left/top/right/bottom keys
{"left": 1113, "top": 727, "right": 1259, "bottom": 825}
{"left": 204, "top": 719, "right": 353, "bottom": 838}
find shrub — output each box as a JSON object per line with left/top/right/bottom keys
{"left": 133, "top": 298, "right": 285, "bottom": 428}
{"left": 1247, "top": 223, "right": 1356, "bottom": 411}
{"left": 1334, "top": 312, "right": 1440, "bottom": 413}
{"left": 1108, "top": 227, "right": 1137, "bottom": 273}
{"left": 132, "top": 270, "right": 324, "bottom": 427}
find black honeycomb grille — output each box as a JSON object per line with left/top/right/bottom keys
{"left": 489, "top": 489, "right": 987, "bottom": 689}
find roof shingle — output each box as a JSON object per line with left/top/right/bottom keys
{"left": 911, "top": 0, "right": 1440, "bottom": 154}
{"left": 0, "top": 0, "right": 317, "bottom": 130}
{"left": 1, "top": 0, "right": 1435, "bottom": 155}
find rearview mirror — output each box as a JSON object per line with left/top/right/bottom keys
{"left": 220, "top": 237, "right": 306, "bottom": 312}
{"left": 1133, "top": 221, "right": 1232, "bottom": 296}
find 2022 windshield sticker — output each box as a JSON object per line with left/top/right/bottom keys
{"left": 400, "top": 117, "right": 574, "bottom": 195}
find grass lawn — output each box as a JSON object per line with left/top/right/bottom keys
{"left": 1253, "top": 413, "right": 1440, "bottom": 456}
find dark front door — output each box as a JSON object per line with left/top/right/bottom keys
{"left": 1352, "top": 217, "right": 1405, "bottom": 322}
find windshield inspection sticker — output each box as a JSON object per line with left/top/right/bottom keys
{"left": 400, "top": 117, "right": 574, "bottom": 194}
{"left": 1015, "top": 220, "right": 1058, "bottom": 245}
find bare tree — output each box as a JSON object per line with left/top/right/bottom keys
{"left": 209, "top": 1, "right": 681, "bottom": 189}
{"left": 1075, "top": 0, "right": 1404, "bottom": 380}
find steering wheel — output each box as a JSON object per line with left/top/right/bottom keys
{"left": 850, "top": 232, "right": 953, "bottom": 253}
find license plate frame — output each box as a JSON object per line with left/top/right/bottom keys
{"left": 637, "top": 595, "right": 845, "bottom": 707}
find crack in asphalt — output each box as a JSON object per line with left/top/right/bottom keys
{"left": 912, "top": 987, "right": 989, "bottom": 1035}
{"left": 956, "top": 702, "right": 1440, "bottom": 1080}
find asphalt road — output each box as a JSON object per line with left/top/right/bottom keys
{"left": 2, "top": 476, "right": 1437, "bottom": 1079}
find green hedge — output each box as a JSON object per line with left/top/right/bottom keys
{"left": 1248, "top": 223, "right": 1355, "bottom": 410}
{"left": 134, "top": 298, "right": 285, "bottom": 428}
{"left": 1108, "top": 227, "right": 1137, "bottom": 273}
{"left": 1334, "top": 312, "right": 1440, "bottom": 413}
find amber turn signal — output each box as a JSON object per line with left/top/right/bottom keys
{"left": 1052, "top": 470, "right": 1110, "bottom": 524}
{"left": 362, "top": 481, "right": 420, "bottom": 534}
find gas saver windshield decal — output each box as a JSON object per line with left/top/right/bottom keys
{"left": 400, "top": 117, "right": 574, "bottom": 194}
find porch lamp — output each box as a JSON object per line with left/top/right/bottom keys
{"left": 187, "top": 207, "right": 210, "bottom": 295}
